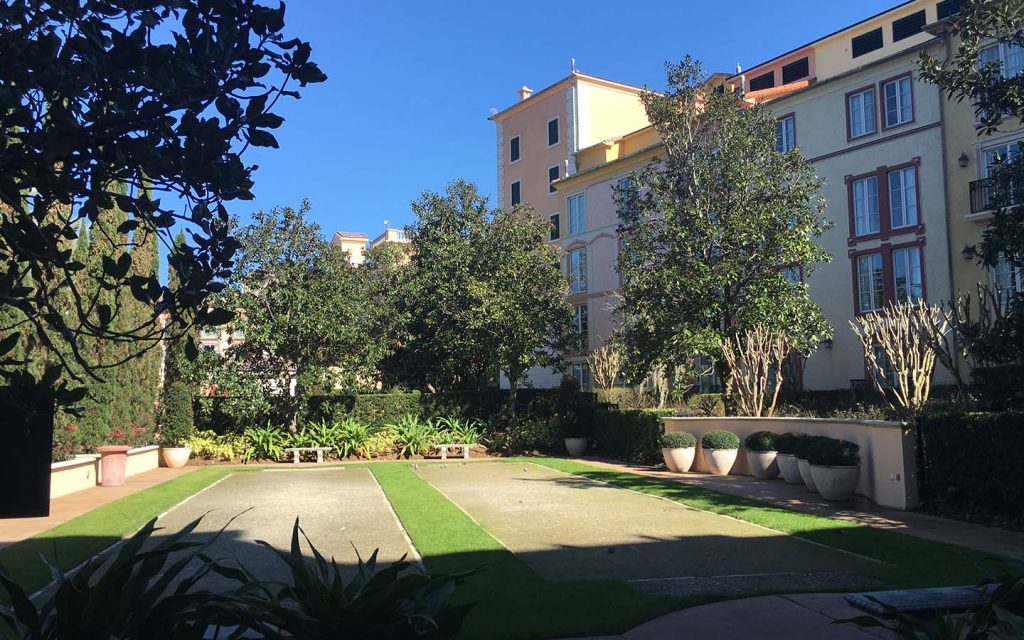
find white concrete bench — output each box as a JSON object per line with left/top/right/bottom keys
{"left": 284, "top": 447, "right": 332, "bottom": 464}
{"left": 434, "top": 443, "right": 472, "bottom": 460}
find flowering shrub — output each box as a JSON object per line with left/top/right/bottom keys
{"left": 105, "top": 425, "right": 151, "bottom": 448}
{"left": 51, "top": 424, "right": 81, "bottom": 463}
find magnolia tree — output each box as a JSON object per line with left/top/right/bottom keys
{"left": 850, "top": 301, "right": 951, "bottom": 417}
{"left": 0, "top": 1, "right": 326, "bottom": 406}
{"left": 721, "top": 326, "right": 790, "bottom": 417}
{"left": 616, "top": 58, "right": 833, "bottom": 413}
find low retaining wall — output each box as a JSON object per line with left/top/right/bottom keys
{"left": 662, "top": 417, "right": 916, "bottom": 510}
{"left": 50, "top": 445, "right": 162, "bottom": 498}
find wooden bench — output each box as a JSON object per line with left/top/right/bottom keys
{"left": 284, "top": 447, "right": 332, "bottom": 464}
{"left": 434, "top": 443, "right": 472, "bottom": 460}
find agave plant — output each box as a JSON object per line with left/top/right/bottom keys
{"left": 437, "top": 416, "right": 483, "bottom": 445}
{"left": 0, "top": 516, "right": 259, "bottom": 639}
{"left": 249, "top": 518, "right": 475, "bottom": 638}
{"left": 303, "top": 418, "right": 342, "bottom": 452}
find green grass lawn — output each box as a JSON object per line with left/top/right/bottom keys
{"left": 0, "top": 457, "right": 1016, "bottom": 639}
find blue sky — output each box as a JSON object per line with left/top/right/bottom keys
{"left": 239, "top": 0, "right": 900, "bottom": 239}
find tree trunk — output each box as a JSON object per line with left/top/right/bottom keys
{"left": 507, "top": 368, "right": 521, "bottom": 425}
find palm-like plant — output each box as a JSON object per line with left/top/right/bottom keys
{"left": 244, "top": 423, "right": 288, "bottom": 461}
{"left": 387, "top": 414, "right": 437, "bottom": 458}
{"left": 436, "top": 416, "right": 483, "bottom": 445}
{"left": 337, "top": 418, "right": 370, "bottom": 458}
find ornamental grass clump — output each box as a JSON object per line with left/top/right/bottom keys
{"left": 701, "top": 430, "right": 739, "bottom": 451}
{"left": 661, "top": 431, "right": 696, "bottom": 449}
{"left": 775, "top": 432, "right": 808, "bottom": 455}
{"left": 806, "top": 438, "right": 860, "bottom": 467}
{"left": 744, "top": 430, "right": 778, "bottom": 453}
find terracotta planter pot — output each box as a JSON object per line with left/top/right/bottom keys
{"left": 810, "top": 465, "right": 861, "bottom": 501}
{"left": 797, "top": 458, "right": 818, "bottom": 493}
{"left": 746, "top": 450, "right": 779, "bottom": 480}
{"left": 564, "top": 437, "right": 589, "bottom": 457}
{"left": 161, "top": 446, "right": 192, "bottom": 469}
{"left": 663, "top": 447, "right": 695, "bottom": 473}
{"left": 776, "top": 453, "right": 803, "bottom": 484}
{"left": 97, "top": 445, "right": 132, "bottom": 487}
{"left": 703, "top": 448, "right": 738, "bottom": 476}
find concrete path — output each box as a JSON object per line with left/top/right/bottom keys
{"left": 553, "top": 593, "right": 889, "bottom": 639}
{"left": 418, "top": 462, "right": 878, "bottom": 596}
{"left": 578, "top": 457, "right": 1024, "bottom": 561}
{"left": 0, "top": 466, "right": 198, "bottom": 550}
{"left": 153, "top": 468, "right": 418, "bottom": 585}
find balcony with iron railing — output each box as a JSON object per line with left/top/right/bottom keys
{"left": 970, "top": 178, "right": 994, "bottom": 214}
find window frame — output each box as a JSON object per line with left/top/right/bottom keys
{"left": 854, "top": 251, "right": 885, "bottom": 314}
{"left": 850, "top": 240, "right": 927, "bottom": 316}
{"left": 548, "top": 165, "right": 560, "bottom": 194}
{"left": 891, "top": 245, "right": 924, "bottom": 303}
{"left": 509, "top": 135, "right": 521, "bottom": 164}
{"left": 573, "top": 303, "right": 589, "bottom": 348}
{"left": 880, "top": 72, "right": 915, "bottom": 131}
{"left": 846, "top": 85, "right": 878, "bottom": 141}
{"left": 776, "top": 113, "right": 796, "bottom": 153}
{"left": 851, "top": 174, "right": 881, "bottom": 238}
{"left": 510, "top": 180, "right": 521, "bottom": 207}
{"left": 567, "top": 192, "right": 586, "bottom": 236}
{"left": 979, "top": 41, "right": 1024, "bottom": 79}
{"left": 547, "top": 117, "right": 560, "bottom": 147}
{"left": 846, "top": 158, "right": 923, "bottom": 244}
{"left": 888, "top": 165, "right": 919, "bottom": 230}
{"left": 549, "top": 213, "right": 560, "bottom": 241}
{"left": 569, "top": 246, "right": 588, "bottom": 294}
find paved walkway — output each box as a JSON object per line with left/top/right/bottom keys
{"left": 554, "top": 593, "right": 889, "bottom": 639}
{"left": 0, "top": 466, "right": 198, "bottom": 550}
{"left": 577, "top": 457, "right": 1024, "bottom": 561}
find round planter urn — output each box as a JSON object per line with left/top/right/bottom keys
{"left": 97, "top": 445, "right": 132, "bottom": 487}
{"left": 776, "top": 453, "right": 804, "bottom": 484}
{"left": 161, "top": 446, "right": 192, "bottom": 469}
{"left": 746, "top": 450, "right": 779, "bottom": 480}
{"left": 703, "top": 448, "right": 738, "bottom": 476}
{"left": 797, "top": 458, "right": 818, "bottom": 493}
{"left": 663, "top": 447, "right": 696, "bottom": 473}
{"left": 564, "top": 437, "right": 589, "bottom": 457}
{"left": 810, "top": 465, "right": 861, "bottom": 502}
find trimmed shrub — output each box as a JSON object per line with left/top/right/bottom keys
{"left": 744, "top": 430, "right": 777, "bottom": 453}
{"left": 919, "top": 411, "right": 1024, "bottom": 529}
{"left": 775, "top": 432, "right": 807, "bottom": 455}
{"left": 971, "top": 366, "right": 1024, "bottom": 411}
{"left": 806, "top": 438, "right": 860, "bottom": 466}
{"left": 591, "top": 409, "right": 663, "bottom": 464}
{"left": 160, "top": 382, "right": 195, "bottom": 447}
{"left": 793, "top": 435, "right": 831, "bottom": 460}
{"left": 186, "top": 429, "right": 249, "bottom": 462}
{"left": 305, "top": 393, "right": 425, "bottom": 430}
{"left": 701, "top": 430, "right": 739, "bottom": 450}
{"left": 487, "top": 417, "right": 560, "bottom": 455}
{"left": 661, "top": 431, "right": 696, "bottom": 449}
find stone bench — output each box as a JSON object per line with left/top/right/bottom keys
{"left": 284, "top": 447, "right": 332, "bottom": 464}
{"left": 434, "top": 443, "right": 472, "bottom": 460}
{"left": 846, "top": 584, "right": 997, "bottom": 616}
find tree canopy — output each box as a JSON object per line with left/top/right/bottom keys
{"left": 615, "top": 58, "right": 832, "bottom": 389}
{"left": 0, "top": 0, "right": 326, "bottom": 398}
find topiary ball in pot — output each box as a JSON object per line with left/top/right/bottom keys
{"left": 744, "top": 431, "right": 780, "bottom": 480}
{"left": 701, "top": 429, "right": 739, "bottom": 476}
{"left": 774, "top": 432, "right": 807, "bottom": 484}
{"left": 808, "top": 439, "right": 861, "bottom": 502}
{"left": 794, "top": 435, "right": 832, "bottom": 493}
{"left": 160, "top": 381, "right": 195, "bottom": 469}
{"left": 661, "top": 431, "right": 697, "bottom": 473}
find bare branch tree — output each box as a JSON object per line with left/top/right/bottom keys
{"left": 721, "top": 326, "right": 789, "bottom": 417}
{"left": 587, "top": 344, "right": 623, "bottom": 391}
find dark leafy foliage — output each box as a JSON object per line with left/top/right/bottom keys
{"left": 160, "top": 381, "right": 194, "bottom": 447}
{"left": 775, "top": 432, "right": 808, "bottom": 455}
{"left": 592, "top": 409, "right": 664, "bottom": 464}
{"left": 701, "top": 429, "right": 739, "bottom": 451}
{"left": 744, "top": 430, "right": 778, "bottom": 453}
{"left": 0, "top": 0, "right": 325, "bottom": 400}
{"left": 793, "top": 434, "right": 831, "bottom": 461}
{"left": 661, "top": 431, "right": 696, "bottom": 450}
{"left": 805, "top": 438, "right": 860, "bottom": 466}
{"left": 919, "top": 411, "right": 1024, "bottom": 529}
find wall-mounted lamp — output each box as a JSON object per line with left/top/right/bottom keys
{"left": 821, "top": 338, "right": 834, "bottom": 349}
{"left": 958, "top": 152, "right": 970, "bottom": 168}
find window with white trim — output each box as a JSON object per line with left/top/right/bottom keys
{"left": 857, "top": 253, "right": 884, "bottom": 312}
{"left": 200, "top": 325, "right": 220, "bottom": 339}
{"left": 549, "top": 213, "right": 560, "bottom": 241}
{"left": 892, "top": 246, "right": 923, "bottom": 302}
{"left": 573, "top": 303, "right": 589, "bottom": 346}
{"left": 888, "top": 167, "right": 918, "bottom": 228}
{"left": 853, "top": 176, "right": 880, "bottom": 236}
{"left": 695, "top": 355, "right": 720, "bottom": 393}
{"left": 547, "top": 117, "right": 560, "bottom": 146}
{"left": 776, "top": 115, "right": 795, "bottom": 152}
{"left": 983, "top": 141, "right": 1023, "bottom": 178}
{"left": 848, "top": 88, "right": 876, "bottom": 138}
{"left": 871, "top": 345, "right": 897, "bottom": 387}
{"left": 570, "top": 362, "right": 591, "bottom": 389}
{"left": 980, "top": 42, "right": 1024, "bottom": 79}
{"left": 510, "top": 136, "right": 520, "bottom": 163}
{"left": 992, "top": 253, "right": 1022, "bottom": 309}
{"left": 567, "top": 193, "right": 586, "bottom": 235}
{"left": 569, "top": 247, "right": 587, "bottom": 294}
{"left": 883, "top": 76, "right": 913, "bottom": 128}
{"left": 548, "top": 165, "right": 560, "bottom": 194}
{"left": 510, "top": 180, "right": 521, "bottom": 206}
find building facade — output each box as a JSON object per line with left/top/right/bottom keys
{"left": 491, "top": 0, "right": 1022, "bottom": 392}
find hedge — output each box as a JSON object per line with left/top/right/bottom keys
{"left": 918, "top": 411, "right": 1024, "bottom": 530}
{"left": 592, "top": 409, "right": 662, "bottom": 464}
{"left": 971, "top": 366, "right": 1024, "bottom": 411}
